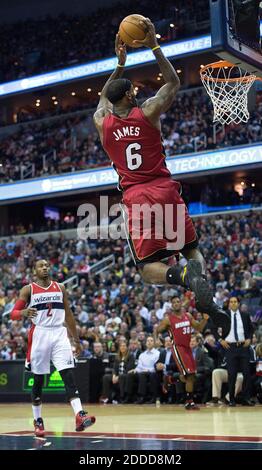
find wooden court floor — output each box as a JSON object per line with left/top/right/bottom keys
{"left": 0, "top": 403, "right": 261, "bottom": 450}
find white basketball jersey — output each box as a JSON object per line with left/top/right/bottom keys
{"left": 29, "top": 281, "right": 65, "bottom": 327}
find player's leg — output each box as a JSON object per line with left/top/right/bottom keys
{"left": 29, "top": 327, "right": 51, "bottom": 437}
{"left": 141, "top": 248, "right": 230, "bottom": 337}
{"left": 141, "top": 258, "right": 230, "bottom": 338}
{"left": 59, "top": 368, "right": 96, "bottom": 431}
{"left": 32, "top": 374, "right": 45, "bottom": 437}
{"left": 172, "top": 344, "right": 199, "bottom": 410}
{"left": 184, "top": 374, "right": 199, "bottom": 410}
{"left": 51, "top": 327, "right": 95, "bottom": 431}
{"left": 141, "top": 245, "right": 205, "bottom": 284}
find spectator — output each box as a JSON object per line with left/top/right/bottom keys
{"left": 155, "top": 336, "right": 178, "bottom": 403}
{"left": 219, "top": 297, "right": 254, "bottom": 406}
{"left": 101, "top": 341, "right": 135, "bottom": 404}
{"left": 131, "top": 336, "right": 160, "bottom": 404}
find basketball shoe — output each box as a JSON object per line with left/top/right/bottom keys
{"left": 33, "top": 417, "right": 45, "bottom": 437}
{"left": 75, "top": 411, "right": 96, "bottom": 431}
{"left": 185, "top": 400, "right": 200, "bottom": 411}
{"left": 181, "top": 260, "right": 230, "bottom": 337}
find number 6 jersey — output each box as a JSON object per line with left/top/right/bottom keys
{"left": 102, "top": 106, "right": 197, "bottom": 266}
{"left": 102, "top": 107, "right": 170, "bottom": 191}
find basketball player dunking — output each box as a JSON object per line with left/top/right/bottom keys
{"left": 93, "top": 18, "right": 230, "bottom": 336}
{"left": 11, "top": 259, "right": 95, "bottom": 437}
{"left": 157, "top": 296, "right": 209, "bottom": 410}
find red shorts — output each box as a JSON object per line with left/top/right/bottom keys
{"left": 122, "top": 177, "right": 197, "bottom": 264}
{"left": 171, "top": 344, "right": 196, "bottom": 376}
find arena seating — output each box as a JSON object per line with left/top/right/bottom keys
{"left": 1, "top": 211, "right": 261, "bottom": 399}
{"left": 0, "top": 88, "right": 261, "bottom": 183}
{"left": 0, "top": 0, "right": 209, "bottom": 83}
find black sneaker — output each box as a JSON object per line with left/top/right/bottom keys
{"left": 186, "top": 260, "right": 231, "bottom": 337}
{"left": 186, "top": 260, "right": 213, "bottom": 308}
{"left": 203, "top": 302, "right": 231, "bottom": 338}
{"left": 185, "top": 400, "right": 200, "bottom": 410}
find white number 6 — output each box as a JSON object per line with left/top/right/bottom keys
{"left": 126, "top": 143, "right": 142, "bottom": 170}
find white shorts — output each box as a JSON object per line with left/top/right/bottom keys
{"left": 27, "top": 325, "right": 74, "bottom": 375}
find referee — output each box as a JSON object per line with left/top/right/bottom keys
{"left": 219, "top": 297, "right": 254, "bottom": 406}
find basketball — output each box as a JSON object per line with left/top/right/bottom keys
{"left": 119, "top": 14, "right": 147, "bottom": 48}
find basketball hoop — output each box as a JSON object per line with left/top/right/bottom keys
{"left": 200, "top": 61, "right": 259, "bottom": 125}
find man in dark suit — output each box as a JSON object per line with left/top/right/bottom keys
{"left": 155, "top": 336, "right": 178, "bottom": 402}
{"left": 128, "top": 339, "right": 142, "bottom": 366}
{"left": 219, "top": 297, "right": 254, "bottom": 406}
{"left": 190, "top": 335, "right": 214, "bottom": 403}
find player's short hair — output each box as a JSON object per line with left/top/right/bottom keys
{"left": 106, "top": 78, "right": 132, "bottom": 104}
{"left": 34, "top": 259, "right": 48, "bottom": 267}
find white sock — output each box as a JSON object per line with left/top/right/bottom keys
{"left": 70, "top": 398, "right": 83, "bottom": 415}
{"left": 32, "top": 404, "right": 42, "bottom": 420}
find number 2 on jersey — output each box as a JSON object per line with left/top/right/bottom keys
{"left": 126, "top": 142, "right": 142, "bottom": 170}
{"left": 46, "top": 303, "right": 53, "bottom": 317}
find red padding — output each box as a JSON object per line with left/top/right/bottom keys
{"left": 11, "top": 299, "right": 26, "bottom": 320}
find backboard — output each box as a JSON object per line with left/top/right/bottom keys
{"left": 210, "top": 0, "right": 262, "bottom": 77}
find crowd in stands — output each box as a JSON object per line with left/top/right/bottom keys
{"left": 0, "top": 0, "right": 209, "bottom": 83}
{"left": 0, "top": 211, "right": 261, "bottom": 404}
{"left": 4, "top": 181, "right": 262, "bottom": 238}
{"left": 0, "top": 88, "right": 261, "bottom": 184}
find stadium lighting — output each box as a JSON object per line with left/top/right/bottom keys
{"left": 54, "top": 101, "right": 58, "bottom": 105}
{"left": 176, "top": 69, "right": 182, "bottom": 73}
{"left": 71, "top": 91, "right": 76, "bottom": 96}
{"left": 52, "top": 96, "right": 56, "bottom": 100}
{"left": 170, "top": 23, "right": 175, "bottom": 28}
{"left": 156, "top": 34, "right": 161, "bottom": 39}
{"left": 251, "top": 183, "right": 255, "bottom": 187}
{"left": 87, "top": 88, "right": 91, "bottom": 92}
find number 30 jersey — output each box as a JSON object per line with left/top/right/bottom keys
{"left": 168, "top": 312, "right": 193, "bottom": 347}
{"left": 102, "top": 107, "right": 171, "bottom": 191}
{"left": 28, "top": 281, "right": 65, "bottom": 327}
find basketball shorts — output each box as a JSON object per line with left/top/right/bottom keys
{"left": 26, "top": 325, "right": 74, "bottom": 374}
{"left": 122, "top": 177, "right": 197, "bottom": 265}
{"left": 171, "top": 344, "right": 196, "bottom": 376}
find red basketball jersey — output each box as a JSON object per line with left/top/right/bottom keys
{"left": 102, "top": 107, "right": 171, "bottom": 190}
{"left": 168, "top": 312, "right": 192, "bottom": 347}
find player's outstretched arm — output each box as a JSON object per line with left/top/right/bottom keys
{"left": 93, "top": 34, "right": 126, "bottom": 129}
{"left": 134, "top": 18, "right": 180, "bottom": 127}
{"left": 189, "top": 313, "right": 209, "bottom": 332}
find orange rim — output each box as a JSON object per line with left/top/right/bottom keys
{"left": 200, "top": 60, "right": 258, "bottom": 83}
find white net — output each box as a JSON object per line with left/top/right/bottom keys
{"left": 200, "top": 62, "right": 256, "bottom": 125}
